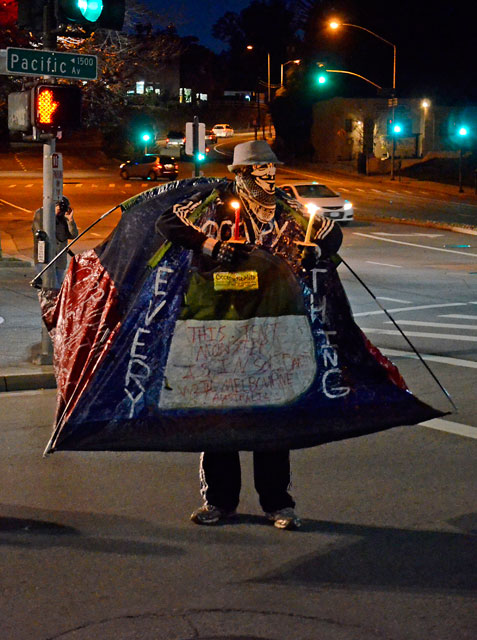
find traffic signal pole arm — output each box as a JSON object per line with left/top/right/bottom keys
{"left": 326, "top": 69, "right": 382, "bottom": 90}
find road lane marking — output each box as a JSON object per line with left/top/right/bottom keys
{"left": 25, "top": 183, "right": 33, "bottom": 188}
{"left": 354, "top": 302, "right": 467, "bottom": 317}
{"left": 440, "top": 314, "right": 477, "bottom": 319}
{"left": 366, "top": 261, "right": 402, "bottom": 268}
{"left": 382, "top": 347, "right": 477, "bottom": 369}
{"left": 0, "top": 316, "right": 4, "bottom": 325}
{"left": 361, "top": 327, "right": 477, "bottom": 341}
{"left": 8, "top": 184, "right": 16, "bottom": 188}
{"left": 377, "top": 297, "right": 412, "bottom": 303}
{"left": 109, "top": 183, "right": 115, "bottom": 187}
{"left": 384, "top": 320, "right": 477, "bottom": 330}
{"left": 0, "top": 198, "right": 32, "bottom": 213}
{"left": 353, "top": 232, "right": 477, "bottom": 257}
{"left": 374, "top": 232, "right": 443, "bottom": 238}
{"left": 419, "top": 418, "right": 477, "bottom": 440}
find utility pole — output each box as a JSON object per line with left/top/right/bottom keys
{"left": 35, "top": 0, "right": 59, "bottom": 363}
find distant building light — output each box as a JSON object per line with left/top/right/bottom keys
{"left": 136, "top": 81, "right": 145, "bottom": 94}
{"left": 421, "top": 99, "right": 431, "bottom": 108}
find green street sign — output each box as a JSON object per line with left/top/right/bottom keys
{"left": 6, "top": 47, "right": 97, "bottom": 80}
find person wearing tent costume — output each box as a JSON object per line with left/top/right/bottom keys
{"left": 156, "top": 140, "right": 343, "bottom": 529}
{"left": 39, "top": 139, "right": 442, "bottom": 520}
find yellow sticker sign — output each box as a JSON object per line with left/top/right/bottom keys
{"left": 213, "top": 271, "right": 259, "bottom": 291}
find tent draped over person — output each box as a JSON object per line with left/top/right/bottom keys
{"left": 39, "top": 177, "right": 444, "bottom": 455}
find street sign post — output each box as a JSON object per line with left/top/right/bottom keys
{"left": 6, "top": 47, "right": 97, "bottom": 80}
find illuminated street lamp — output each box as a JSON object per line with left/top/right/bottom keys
{"left": 280, "top": 59, "right": 300, "bottom": 86}
{"left": 247, "top": 45, "right": 271, "bottom": 102}
{"left": 420, "top": 99, "right": 431, "bottom": 156}
{"left": 329, "top": 20, "right": 396, "bottom": 92}
{"left": 329, "top": 19, "right": 398, "bottom": 179}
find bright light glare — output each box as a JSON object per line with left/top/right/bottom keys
{"left": 230, "top": 200, "right": 241, "bottom": 210}
{"left": 305, "top": 203, "right": 319, "bottom": 215}
{"left": 421, "top": 99, "right": 430, "bottom": 108}
{"left": 142, "top": 133, "right": 151, "bottom": 141}
{"left": 329, "top": 21, "right": 340, "bottom": 29}
{"left": 344, "top": 202, "right": 352, "bottom": 210}
{"left": 459, "top": 127, "right": 468, "bottom": 136}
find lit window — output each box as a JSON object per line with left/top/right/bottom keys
{"left": 136, "top": 81, "right": 145, "bottom": 94}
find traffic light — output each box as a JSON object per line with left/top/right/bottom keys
{"left": 55, "top": 0, "right": 125, "bottom": 30}
{"left": 316, "top": 70, "right": 328, "bottom": 85}
{"left": 194, "top": 151, "right": 206, "bottom": 162}
{"left": 387, "top": 118, "right": 412, "bottom": 137}
{"left": 33, "top": 84, "right": 81, "bottom": 132}
{"left": 457, "top": 126, "right": 469, "bottom": 137}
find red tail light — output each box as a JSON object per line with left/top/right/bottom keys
{"left": 157, "top": 164, "right": 163, "bottom": 169}
{"left": 174, "top": 164, "right": 179, "bottom": 169}
{"left": 166, "top": 138, "right": 169, "bottom": 144}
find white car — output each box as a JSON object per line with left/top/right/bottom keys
{"left": 279, "top": 181, "right": 354, "bottom": 224}
{"left": 212, "top": 123, "right": 234, "bottom": 138}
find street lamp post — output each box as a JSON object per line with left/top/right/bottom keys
{"left": 329, "top": 20, "right": 397, "bottom": 178}
{"left": 280, "top": 59, "right": 300, "bottom": 86}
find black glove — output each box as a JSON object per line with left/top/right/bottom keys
{"left": 202, "top": 238, "right": 254, "bottom": 265}
{"left": 301, "top": 245, "right": 322, "bottom": 271}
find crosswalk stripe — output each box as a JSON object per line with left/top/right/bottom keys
{"left": 384, "top": 320, "right": 477, "bottom": 330}
{"left": 354, "top": 302, "right": 466, "bottom": 317}
{"left": 440, "top": 314, "right": 477, "bottom": 319}
{"left": 419, "top": 418, "right": 477, "bottom": 440}
{"left": 361, "top": 327, "right": 477, "bottom": 341}
{"left": 382, "top": 347, "right": 477, "bottom": 369}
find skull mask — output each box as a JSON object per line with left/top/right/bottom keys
{"left": 235, "top": 163, "right": 276, "bottom": 225}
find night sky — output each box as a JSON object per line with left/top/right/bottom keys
{"left": 142, "top": 0, "right": 477, "bottom": 104}
{"left": 142, "top": 0, "right": 252, "bottom": 52}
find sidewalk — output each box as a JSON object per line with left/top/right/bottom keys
{"left": 1, "top": 168, "right": 477, "bottom": 393}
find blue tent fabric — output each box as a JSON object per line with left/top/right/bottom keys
{"left": 43, "top": 178, "right": 444, "bottom": 454}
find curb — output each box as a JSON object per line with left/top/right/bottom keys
{"left": 354, "top": 213, "right": 477, "bottom": 235}
{"left": 0, "top": 370, "right": 56, "bottom": 393}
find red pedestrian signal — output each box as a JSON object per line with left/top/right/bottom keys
{"left": 37, "top": 88, "right": 60, "bottom": 125}
{"left": 33, "top": 84, "right": 81, "bottom": 132}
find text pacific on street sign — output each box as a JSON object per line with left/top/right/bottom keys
{"left": 6, "top": 48, "right": 97, "bottom": 80}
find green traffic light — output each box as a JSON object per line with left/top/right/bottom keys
{"left": 393, "top": 124, "right": 402, "bottom": 134}
{"left": 77, "top": 0, "right": 104, "bottom": 22}
{"left": 458, "top": 126, "right": 468, "bottom": 136}
{"left": 141, "top": 133, "right": 151, "bottom": 142}
{"left": 195, "top": 152, "right": 206, "bottom": 162}
{"left": 317, "top": 74, "right": 327, "bottom": 84}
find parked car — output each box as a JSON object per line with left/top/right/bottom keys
{"left": 165, "top": 130, "right": 186, "bottom": 150}
{"left": 205, "top": 129, "right": 217, "bottom": 144}
{"left": 278, "top": 181, "right": 354, "bottom": 223}
{"left": 119, "top": 155, "right": 179, "bottom": 181}
{"left": 211, "top": 123, "right": 234, "bottom": 137}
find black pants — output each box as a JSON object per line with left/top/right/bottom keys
{"left": 200, "top": 450, "right": 295, "bottom": 514}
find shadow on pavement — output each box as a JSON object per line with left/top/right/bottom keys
{"left": 254, "top": 516, "right": 477, "bottom": 594}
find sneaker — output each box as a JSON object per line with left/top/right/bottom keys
{"left": 266, "top": 507, "right": 301, "bottom": 530}
{"left": 190, "top": 504, "right": 236, "bottom": 526}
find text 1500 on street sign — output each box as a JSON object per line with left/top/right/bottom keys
{"left": 6, "top": 48, "right": 97, "bottom": 80}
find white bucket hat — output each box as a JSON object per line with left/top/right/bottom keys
{"left": 228, "top": 140, "right": 283, "bottom": 172}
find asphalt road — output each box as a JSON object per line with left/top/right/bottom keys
{"left": 0, "top": 143, "right": 476, "bottom": 640}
